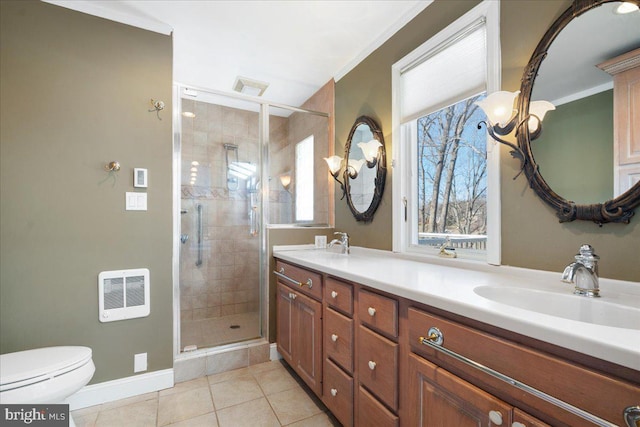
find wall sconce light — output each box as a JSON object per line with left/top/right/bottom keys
{"left": 357, "top": 139, "right": 383, "bottom": 168}
{"left": 476, "top": 90, "right": 554, "bottom": 176}
{"left": 324, "top": 155, "right": 366, "bottom": 199}
{"left": 279, "top": 173, "right": 292, "bottom": 192}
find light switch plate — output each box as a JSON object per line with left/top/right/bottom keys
{"left": 126, "top": 192, "right": 147, "bottom": 211}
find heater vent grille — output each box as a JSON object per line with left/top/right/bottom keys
{"left": 98, "top": 269, "right": 150, "bottom": 323}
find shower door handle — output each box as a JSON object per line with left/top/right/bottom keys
{"left": 196, "top": 204, "right": 203, "bottom": 267}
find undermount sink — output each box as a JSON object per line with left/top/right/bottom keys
{"left": 474, "top": 285, "right": 640, "bottom": 330}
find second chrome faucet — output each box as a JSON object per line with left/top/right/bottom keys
{"left": 561, "top": 244, "right": 600, "bottom": 297}
{"left": 328, "top": 232, "right": 350, "bottom": 254}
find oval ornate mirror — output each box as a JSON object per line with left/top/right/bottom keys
{"left": 517, "top": 0, "right": 640, "bottom": 225}
{"left": 344, "top": 116, "right": 387, "bottom": 222}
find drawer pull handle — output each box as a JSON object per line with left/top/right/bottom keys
{"left": 330, "top": 388, "right": 338, "bottom": 397}
{"left": 279, "top": 267, "right": 284, "bottom": 274}
{"left": 367, "top": 307, "right": 376, "bottom": 316}
{"left": 512, "top": 423, "right": 526, "bottom": 427}
{"left": 331, "top": 290, "right": 338, "bottom": 298}
{"left": 418, "top": 328, "right": 617, "bottom": 427}
{"left": 624, "top": 406, "right": 640, "bottom": 427}
{"left": 489, "top": 410, "right": 503, "bottom": 425}
{"left": 331, "top": 334, "right": 338, "bottom": 342}
{"left": 419, "top": 327, "right": 443, "bottom": 346}
{"left": 368, "top": 360, "right": 376, "bottom": 370}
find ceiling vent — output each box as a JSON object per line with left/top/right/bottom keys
{"left": 233, "top": 76, "right": 269, "bottom": 97}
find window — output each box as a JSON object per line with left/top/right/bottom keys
{"left": 392, "top": 1, "right": 501, "bottom": 263}
{"left": 295, "top": 135, "right": 314, "bottom": 221}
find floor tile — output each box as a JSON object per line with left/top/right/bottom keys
{"left": 207, "top": 366, "right": 252, "bottom": 385}
{"left": 267, "top": 386, "right": 325, "bottom": 425}
{"left": 253, "top": 364, "right": 300, "bottom": 395}
{"left": 95, "top": 399, "right": 157, "bottom": 427}
{"left": 165, "top": 412, "right": 218, "bottom": 427}
{"left": 100, "top": 391, "right": 158, "bottom": 411}
{"left": 210, "top": 376, "right": 263, "bottom": 409}
{"left": 284, "top": 412, "right": 342, "bottom": 427}
{"left": 157, "top": 386, "right": 214, "bottom": 426}
{"left": 248, "top": 360, "right": 283, "bottom": 376}
{"left": 160, "top": 377, "right": 209, "bottom": 397}
{"left": 216, "top": 397, "right": 280, "bottom": 427}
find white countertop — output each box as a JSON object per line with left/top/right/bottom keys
{"left": 273, "top": 245, "right": 640, "bottom": 371}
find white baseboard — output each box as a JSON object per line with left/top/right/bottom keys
{"left": 269, "top": 343, "right": 282, "bottom": 361}
{"left": 65, "top": 369, "right": 174, "bottom": 410}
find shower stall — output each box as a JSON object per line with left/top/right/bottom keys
{"left": 173, "top": 84, "right": 330, "bottom": 362}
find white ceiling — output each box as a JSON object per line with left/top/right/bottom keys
{"left": 47, "top": 0, "right": 431, "bottom": 108}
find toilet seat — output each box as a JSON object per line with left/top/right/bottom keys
{"left": 0, "top": 346, "right": 93, "bottom": 392}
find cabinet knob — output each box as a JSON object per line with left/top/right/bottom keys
{"left": 489, "top": 410, "right": 503, "bottom": 426}
{"left": 331, "top": 334, "right": 338, "bottom": 342}
{"left": 367, "top": 307, "right": 376, "bottom": 316}
{"left": 330, "top": 388, "right": 338, "bottom": 397}
{"left": 289, "top": 292, "right": 296, "bottom": 300}
{"left": 279, "top": 267, "right": 284, "bottom": 274}
{"left": 331, "top": 290, "right": 338, "bottom": 299}
{"left": 368, "top": 360, "right": 377, "bottom": 370}
{"left": 512, "top": 422, "right": 526, "bottom": 427}
{"left": 305, "top": 278, "right": 313, "bottom": 289}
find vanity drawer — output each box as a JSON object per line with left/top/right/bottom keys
{"left": 408, "top": 307, "right": 640, "bottom": 426}
{"left": 357, "top": 325, "right": 398, "bottom": 411}
{"left": 325, "top": 277, "right": 353, "bottom": 316}
{"left": 357, "top": 386, "right": 398, "bottom": 427}
{"left": 275, "top": 260, "right": 322, "bottom": 301}
{"left": 358, "top": 289, "right": 398, "bottom": 338}
{"left": 324, "top": 307, "right": 354, "bottom": 373}
{"left": 323, "top": 359, "right": 354, "bottom": 427}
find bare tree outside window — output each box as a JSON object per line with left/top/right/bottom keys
{"left": 416, "top": 93, "right": 487, "bottom": 250}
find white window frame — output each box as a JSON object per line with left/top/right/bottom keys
{"left": 391, "top": 0, "right": 501, "bottom": 265}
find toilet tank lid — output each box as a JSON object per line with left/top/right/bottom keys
{"left": 0, "top": 346, "right": 93, "bottom": 386}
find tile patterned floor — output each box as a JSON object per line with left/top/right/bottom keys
{"left": 180, "top": 312, "right": 261, "bottom": 350}
{"left": 72, "top": 360, "right": 341, "bottom": 427}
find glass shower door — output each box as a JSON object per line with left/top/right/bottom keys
{"left": 178, "top": 90, "right": 262, "bottom": 352}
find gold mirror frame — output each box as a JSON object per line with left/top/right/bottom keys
{"left": 344, "top": 116, "right": 387, "bottom": 222}
{"left": 517, "top": 0, "right": 640, "bottom": 225}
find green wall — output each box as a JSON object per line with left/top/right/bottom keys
{"left": 335, "top": 0, "right": 640, "bottom": 281}
{"left": 533, "top": 90, "right": 614, "bottom": 204}
{"left": 0, "top": 1, "right": 174, "bottom": 382}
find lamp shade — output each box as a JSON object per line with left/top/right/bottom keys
{"left": 324, "top": 156, "right": 343, "bottom": 175}
{"left": 475, "top": 91, "right": 520, "bottom": 127}
{"left": 347, "top": 158, "right": 365, "bottom": 177}
{"left": 528, "top": 100, "right": 555, "bottom": 132}
{"left": 279, "top": 174, "right": 291, "bottom": 190}
{"left": 357, "top": 139, "right": 383, "bottom": 163}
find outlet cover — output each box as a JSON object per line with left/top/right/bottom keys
{"left": 134, "top": 353, "right": 147, "bottom": 373}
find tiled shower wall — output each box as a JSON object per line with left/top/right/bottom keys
{"left": 180, "top": 99, "right": 261, "bottom": 329}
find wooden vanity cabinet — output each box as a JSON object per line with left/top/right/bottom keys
{"left": 273, "top": 256, "right": 639, "bottom": 427}
{"left": 275, "top": 261, "right": 323, "bottom": 397}
{"left": 323, "top": 277, "right": 355, "bottom": 427}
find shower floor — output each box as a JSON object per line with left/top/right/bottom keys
{"left": 180, "top": 311, "right": 261, "bottom": 351}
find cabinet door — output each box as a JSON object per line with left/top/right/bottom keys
{"left": 513, "top": 409, "right": 551, "bottom": 427}
{"left": 276, "top": 283, "right": 294, "bottom": 365}
{"left": 293, "top": 290, "right": 323, "bottom": 396}
{"left": 408, "top": 353, "right": 512, "bottom": 427}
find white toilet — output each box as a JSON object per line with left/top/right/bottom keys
{"left": 0, "top": 346, "right": 95, "bottom": 426}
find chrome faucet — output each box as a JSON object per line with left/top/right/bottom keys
{"left": 561, "top": 244, "right": 600, "bottom": 297}
{"left": 328, "top": 232, "right": 350, "bottom": 254}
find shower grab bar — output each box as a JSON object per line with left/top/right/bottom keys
{"left": 418, "top": 331, "right": 618, "bottom": 427}
{"left": 196, "top": 204, "right": 203, "bottom": 267}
